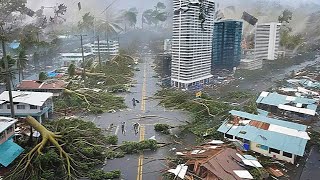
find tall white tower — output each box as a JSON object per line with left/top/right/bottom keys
{"left": 255, "top": 23, "right": 281, "bottom": 61}
{"left": 171, "top": 0, "right": 215, "bottom": 89}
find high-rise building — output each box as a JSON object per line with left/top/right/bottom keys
{"left": 164, "top": 39, "right": 172, "bottom": 54}
{"left": 212, "top": 19, "right": 243, "bottom": 69}
{"left": 171, "top": 0, "right": 215, "bottom": 89}
{"left": 255, "top": 23, "right": 281, "bottom": 60}
{"left": 91, "top": 40, "right": 119, "bottom": 56}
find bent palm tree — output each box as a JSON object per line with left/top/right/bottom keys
{"left": 16, "top": 49, "right": 28, "bottom": 82}
{"left": 121, "top": 8, "right": 138, "bottom": 31}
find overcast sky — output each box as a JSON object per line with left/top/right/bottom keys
{"left": 26, "top": 0, "right": 320, "bottom": 23}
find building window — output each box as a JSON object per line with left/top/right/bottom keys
{"left": 256, "top": 144, "right": 268, "bottom": 151}
{"left": 0, "top": 132, "right": 4, "bottom": 140}
{"left": 283, "top": 151, "right": 292, "bottom": 158}
{"left": 0, "top": 104, "right": 2, "bottom": 109}
{"left": 269, "top": 148, "right": 280, "bottom": 154}
{"left": 225, "top": 134, "right": 233, "bottom": 139}
{"left": 17, "top": 105, "right": 25, "bottom": 109}
{"left": 7, "top": 104, "right": 10, "bottom": 109}
{"left": 30, "top": 105, "right": 38, "bottom": 109}
{"left": 7, "top": 126, "right": 14, "bottom": 133}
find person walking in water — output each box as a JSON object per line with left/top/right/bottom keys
{"left": 121, "top": 122, "right": 126, "bottom": 135}
{"left": 133, "top": 122, "right": 140, "bottom": 135}
{"left": 132, "top": 98, "right": 136, "bottom": 108}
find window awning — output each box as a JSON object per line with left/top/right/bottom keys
{"left": 0, "top": 138, "right": 24, "bottom": 167}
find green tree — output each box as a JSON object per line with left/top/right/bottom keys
{"left": 122, "top": 8, "right": 138, "bottom": 31}
{"left": 68, "top": 63, "right": 75, "bottom": 77}
{"left": 278, "top": 9, "right": 293, "bottom": 23}
{"left": 155, "top": 2, "right": 166, "bottom": 10}
{"left": 0, "top": 55, "right": 16, "bottom": 89}
{"left": 16, "top": 49, "right": 28, "bottom": 82}
{"left": 78, "top": 12, "right": 95, "bottom": 32}
{"left": 8, "top": 118, "right": 113, "bottom": 179}
{"left": 39, "top": 71, "right": 47, "bottom": 81}
{"left": 142, "top": 2, "right": 167, "bottom": 28}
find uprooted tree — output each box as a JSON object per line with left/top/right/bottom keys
{"left": 6, "top": 116, "right": 116, "bottom": 180}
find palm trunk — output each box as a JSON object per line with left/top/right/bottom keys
{"left": 21, "top": 69, "right": 24, "bottom": 80}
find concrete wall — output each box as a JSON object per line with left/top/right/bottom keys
{"left": 0, "top": 98, "right": 53, "bottom": 117}
{"left": 250, "top": 141, "right": 295, "bottom": 164}
{"left": 0, "top": 103, "right": 41, "bottom": 114}
{"left": 0, "top": 124, "right": 15, "bottom": 145}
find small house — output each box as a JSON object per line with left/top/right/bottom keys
{"left": 218, "top": 110, "right": 310, "bottom": 164}
{"left": 17, "top": 80, "right": 68, "bottom": 97}
{"left": 256, "top": 91, "right": 318, "bottom": 121}
{"left": 0, "top": 117, "right": 24, "bottom": 167}
{"left": 0, "top": 91, "right": 53, "bottom": 123}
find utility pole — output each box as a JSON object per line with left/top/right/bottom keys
{"left": 1, "top": 40, "right": 15, "bottom": 118}
{"left": 75, "top": 34, "right": 87, "bottom": 82}
{"left": 97, "top": 35, "right": 101, "bottom": 68}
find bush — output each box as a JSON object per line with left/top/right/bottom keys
{"left": 88, "top": 170, "right": 121, "bottom": 180}
{"left": 106, "top": 135, "right": 118, "bottom": 145}
{"left": 154, "top": 124, "right": 170, "bottom": 134}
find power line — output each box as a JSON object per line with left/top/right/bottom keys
{"left": 100, "top": 0, "right": 119, "bottom": 15}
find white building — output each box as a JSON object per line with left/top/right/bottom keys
{"left": 255, "top": 23, "right": 281, "bottom": 60}
{"left": 60, "top": 52, "right": 94, "bottom": 66}
{"left": 171, "top": 0, "right": 215, "bottom": 89}
{"left": 91, "top": 40, "right": 119, "bottom": 56}
{"left": 164, "top": 39, "right": 172, "bottom": 54}
{"left": 0, "top": 91, "right": 53, "bottom": 123}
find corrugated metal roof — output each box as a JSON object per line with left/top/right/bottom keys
{"left": 256, "top": 91, "right": 318, "bottom": 116}
{"left": 0, "top": 117, "right": 17, "bottom": 133}
{"left": 218, "top": 111, "right": 309, "bottom": 156}
{"left": 229, "top": 110, "right": 307, "bottom": 131}
{"left": 0, "top": 91, "right": 53, "bottom": 107}
{"left": 0, "top": 138, "right": 24, "bottom": 167}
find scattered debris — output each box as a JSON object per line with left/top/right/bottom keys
{"left": 167, "top": 164, "right": 188, "bottom": 179}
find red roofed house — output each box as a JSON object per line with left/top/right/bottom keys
{"left": 17, "top": 80, "right": 68, "bottom": 97}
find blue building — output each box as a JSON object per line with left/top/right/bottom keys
{"left": 218, "top": 110, "right": 310, "bottom": 164}
{"left": 212, "top": 20, "right": 243, "bottom": 69}
{"left": 0, "top": 117, "right": 24, "bottom": 167}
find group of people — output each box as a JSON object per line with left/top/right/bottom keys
{"left": 117, "top": 97, "right": 141, "bottom": 135}
{"left": 121, "top": 121, "right": 140, "bottom": 135}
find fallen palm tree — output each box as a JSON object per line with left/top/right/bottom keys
{"left": 55, "top": 88, "right": 126, "bottom": 114}
{"left": 8, "top": 117, "right": 117, "bottom": 180}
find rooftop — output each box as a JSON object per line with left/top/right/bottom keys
{"left": 185, "top": 147, "right": 253, "bottom": 180}
{"left": 256, "top": 91, "right": 318, "bottom": 116}
{"left": 17, "top": 80, "right": 67, "bottom": 90}
{"left": 0, "top": 91, "right": 53, "bottom": 107}
{"left": 217, "top": 110, "right": 310, "bottom": 156}
{"left": 0, "top": 117, "right": 17, "bottom": 133}
{"left": 0, "top": 139, "right": 24, "bottom": 167}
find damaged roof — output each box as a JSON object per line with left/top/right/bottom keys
{"left": 217, "top": 110, "right": 310, "bottom": 156}
{"left": 17, "top": 80, "right": 68, "bottom": 90}
{"left": 186, "top": 147, "right": 253, "bottom": 180}
{"left": 256, "top": 91, "right": 318, "bottom": 116}
{"left": 0, "top": 91, "right": 53, "bottom": 107}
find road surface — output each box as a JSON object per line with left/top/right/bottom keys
{"left": 85, "top": 54, "right": 188, "bottom": 180}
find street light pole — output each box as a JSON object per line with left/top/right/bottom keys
{"left": 97, "top": 35, "right": 101, "bottom": 68}
{"left": 1, "top": 40, "right": 15, "bottom": 118}
{"left": 75, "top": 34, "right": 87, "bottom": 82}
